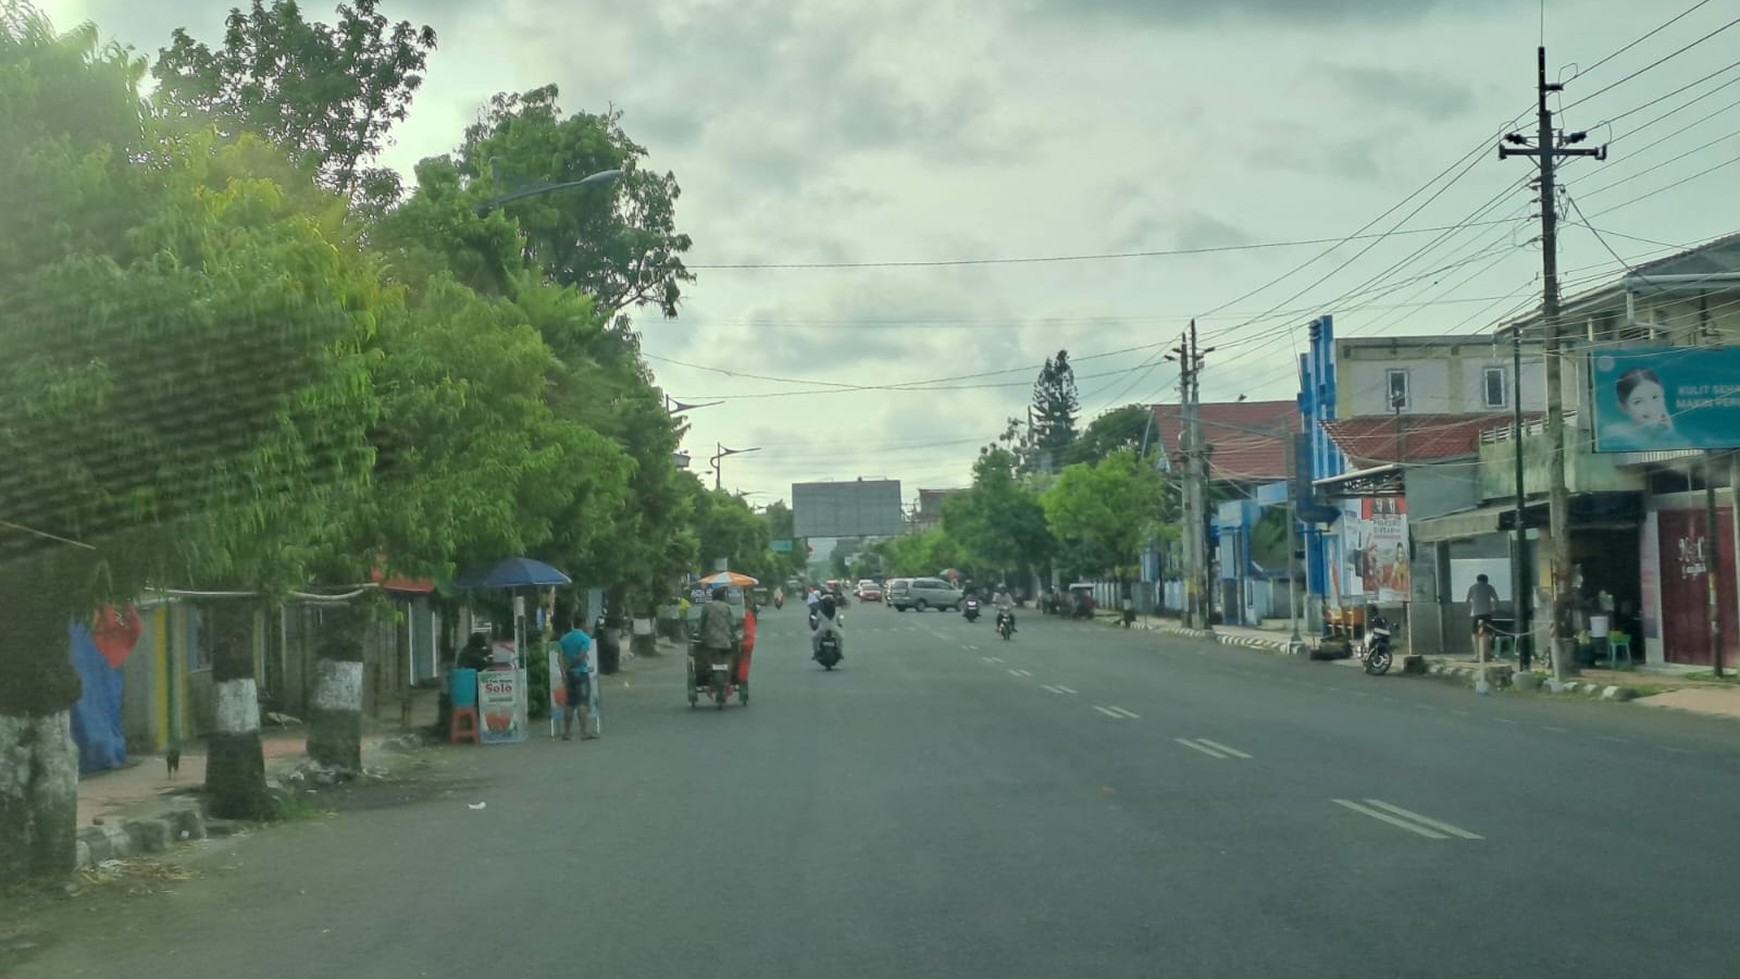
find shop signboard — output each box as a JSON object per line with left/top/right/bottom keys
{"left": 1590, "top": 347, "right": 1740, "bottom": 453}
{"left": 1339, "top": 497, "right": 1410, "bottom": 605}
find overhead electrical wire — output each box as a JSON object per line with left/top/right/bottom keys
{"left": 1568, "top": 0, "right": 1716, "bottom": 81}
{"left": 1561, "top": 12, "right": 1740, "bottom": 113}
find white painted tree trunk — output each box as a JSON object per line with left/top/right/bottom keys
{"left": 0, "top": 710, "right": 79, "bottom": 881}
{"left": 309, "top": 659, "right": 363, "bottom": 769}
{"left": 205, "top": 601, "right": 273, "bottom": 821}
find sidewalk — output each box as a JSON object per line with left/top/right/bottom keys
{"left": 1116, "top": 614, "right": 1740, "bottom": 721}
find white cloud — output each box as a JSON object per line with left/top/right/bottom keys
{"left": 41, "top": 0, "right": 1740, "bottom": 505}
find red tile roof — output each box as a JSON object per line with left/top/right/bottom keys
{"left": 1321, "top": 412, "right": 1545, "bottom": 467}
{"left": 1150, "top": 401, "right": 1299, "bottom": 483}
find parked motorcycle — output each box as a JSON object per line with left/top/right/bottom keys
{"left": 1362, "top": 616, "right": 1393, "bottom": 676}
{"left": 963, "top": 597, "right": 981, "bottom": 623}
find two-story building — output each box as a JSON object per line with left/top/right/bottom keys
{"left": 1298, "top": 318, "right": 1548, "bottom": 654}
{"left": 1411, "top": 231, "right": 1740, "bottom": 668}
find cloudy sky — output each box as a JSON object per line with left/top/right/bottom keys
{"left": 41, "top": 0, "right": 1740, "bottom": 505}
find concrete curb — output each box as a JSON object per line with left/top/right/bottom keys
{"left": 75, "top": 804, "right": 207, "bottom": 870}
{"left": 1150, "top": 625, "right": 1649, "bottom": 705}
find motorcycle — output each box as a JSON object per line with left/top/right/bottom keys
{"left": 1362, "top": 616, "right": 1394, "bottom": 676}
{"left": 815, "top": 631, "right": 842, "bottom": 670}
{"left": 773, "top": 591, "right": 784, "bottom": 610}
{"left": 996, "top": 608, "right": 1015, "bottom": 641}
{"left": 963, "top": 597, "right": 981, "bottom": 623}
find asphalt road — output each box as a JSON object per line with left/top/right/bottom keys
{"left": 13, "top": 602, "right": 1740, "bottom": 978}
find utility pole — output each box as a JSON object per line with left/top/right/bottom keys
{"left": 1500, "top": 46, "right": 1606, "bottom": 688}
{"left": 1169, "top": 320, "right": 1214, "bottom": 631}
{"left": 1510, "top": 325, "right": 1534, "bottom": 670}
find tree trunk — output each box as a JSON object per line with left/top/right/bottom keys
{"left": 0, "top": 555, "right": 90, "bottom": 881}
{"left": 203, "top": 599, "right": 273, "bottom": 821}
{"left": 307, "top": 602, "right": 364, "bottom": 771}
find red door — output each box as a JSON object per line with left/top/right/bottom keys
{"left": 1656, "top": 508, "right": 1737, "bottom": 667}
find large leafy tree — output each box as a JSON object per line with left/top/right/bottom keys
{"left": 760, "top": 501, "right": 808, "bottom": 581}
{"left": 940, "top": 447, "right": 1052, "bottom": 585}
{"left": 451, "top": 85, "right": 695, "bottom": 320}
{"left": 689, "top": 484, "right": 774, "bottom": 583}
{"left": 1030, "top": 350, "right": 1079, "bottom": 473}
{"left": 152, "top": 0, "right": 437, "bottom": 205}
{"left": 1, "top": 5, "right": 381, "bottom": 875}
{"left": 1068, "top": 403, "right": 1152, "bottom": 467}
{"left": 1043, "top": 449, "right": 1170, "bottom": 591}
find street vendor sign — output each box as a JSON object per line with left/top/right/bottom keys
{"left": 477, "top": 665, "right": 527, "bottom": 744}
{"left": 1591, "top": 347, "right": 1740, "bottom": 453}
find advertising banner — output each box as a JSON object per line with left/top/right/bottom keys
{"left": 1340, "top": 497, "right": 1410, "bottom": 604}
{"left": 477, "top": 665, "right": 526, "bottom": 744}
{"left": 1590, "top": 347, "right": 1740, "bottom": 452}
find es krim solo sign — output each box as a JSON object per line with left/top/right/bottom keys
{"left": 1590, "top": 347, "right": 1740, "bottom": 453}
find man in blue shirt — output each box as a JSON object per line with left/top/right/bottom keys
{"left": 558, "top": 619, "right": 596, "bottom": 741}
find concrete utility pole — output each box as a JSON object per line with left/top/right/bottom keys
{"left": 1169, "top": 321, "right": 1214, "bottom": 631}
{"left": 1500, "top": 46, "right": 1606, "bottom": 688}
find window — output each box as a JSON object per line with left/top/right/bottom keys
{"left": 1385, "top": 369, "right": 1410, "bottom": 411}
{"left": 1483, "top": 366, "right": 1508, "bottom": 409}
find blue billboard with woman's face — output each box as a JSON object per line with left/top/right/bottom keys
{"left": 1590, "top": 347, "right": 1740, "bottom": 453}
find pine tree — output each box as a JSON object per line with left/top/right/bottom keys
{"left": 1030, "top": 350, "right": 1079, "bottom": 473}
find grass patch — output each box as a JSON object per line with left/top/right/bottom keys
{"left": 271, "top": 790, "right": 334, "bottom": 822}
{"left": 1683, "top": 670, "right": 1740, "bottom": 684}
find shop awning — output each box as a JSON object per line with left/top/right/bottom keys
{"left": 1411, "top": 504, "right": 1510, "bottom": 543}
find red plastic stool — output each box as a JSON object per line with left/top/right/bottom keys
{"left": 450, "top": 706, "right": 480, "bottom": 744}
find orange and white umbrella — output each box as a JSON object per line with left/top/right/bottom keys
{"left": 697, "top": 570, "right": 759, "bottom": 588}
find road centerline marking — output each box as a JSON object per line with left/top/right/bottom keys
{"left": 1093, "top": 706, "right": 1124, "bottom": 719}
{"left": 1106, "top": 706, "right": 1140, "bottom": 719}
{"left": 1361, "top": 799, "right": 1483, "bottom": 839}
{"left": 1332, "top": 799, "right": 1447, "bottom": 840}
{"left": 1175, "top": 738, "right": 1228, "bottom": 758}
{"left": 1195, "top": 738, "right": 1250, "bottom": 758}
{"left": 1055, "top": 686, "right": 1077, "bottom": 694}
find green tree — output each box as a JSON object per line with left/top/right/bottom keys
{"left": 1042, "top": 449, "right": 1170, "bottom": 594}
{"left": 940, "top": 447, "right": 1052, "bottom": 586}
{"left": 152, "top": 0, "right": 438, "bottom": 204}
{"left": 1068, "top": 403, "right": 1152, "bottom": 467}
{"left": 690, "top": 485, "right": 774, "bottom": 583}
{"left": 1, "top": 6, "right": 383, "bottom": 874}
{"left": 451, "top": 85, "right": 695, "bottom": 320}
{"left": 377, "top": 131, "right": 694, "bottom": 626}
{"left": 1030, "top": 350, "right": 1079, "bottom": 473}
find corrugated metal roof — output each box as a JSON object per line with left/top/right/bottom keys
{"left": 1321, "top": 412, "right": 1545, "bottom": 466}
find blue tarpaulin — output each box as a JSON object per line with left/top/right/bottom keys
{"left": 69, "top": 622, "right": 128, "bottom": 774}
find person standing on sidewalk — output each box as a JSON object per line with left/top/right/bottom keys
{"left": 1466, "top": 574, "right": 1500, "bottom": 662}
{"left": 558, "top": 619, "right": 597, "bottom": 740}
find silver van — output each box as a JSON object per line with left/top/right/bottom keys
{"left": 893, "top": 576, "right": 964, "bottom": 612}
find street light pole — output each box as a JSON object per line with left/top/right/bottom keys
{"left": 710, "top": 443, "right": 762, "bottom": 491}
{"left": 475, "top": 167, "right": 624, "bottom": 218}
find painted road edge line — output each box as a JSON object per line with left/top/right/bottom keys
{"left": 1194, "top": 738, "right": 1251, "bottom": 758}
{"left": 1175, "top": 738, "right": 1229, "bottom": 759}
{"left": 1361, "top": 799, "right": 1483, "bottom": 840}
{"left": 1332, "top": 799, "right": 1448, "bottom": 840}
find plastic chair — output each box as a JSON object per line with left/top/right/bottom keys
{"left": 1606, "top": 631, "right": 1633, "bottom": 670}
{"left": 1491, "top": 634, "right": 1516, "bottom": 660}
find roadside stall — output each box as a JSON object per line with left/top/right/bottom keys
{"left": 451, "top": 557, "right": 575, "bottom": 744}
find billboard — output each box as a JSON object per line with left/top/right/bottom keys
{"left": 1590, "top": 347, "right": 1740, "bottom": 453}
{"left": 1338, "top": 496, "right": 1409, "bottom": 605}
{"left": 792, "top": 479, "right": 904, "bottom": 538}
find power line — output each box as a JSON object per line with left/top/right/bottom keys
{"left": 683, "top": 220, "right": 1522, "bottom": 271}
{"left": 1596, "top": 56, "right": 1740, "bottom": 128}
{"left": 1586, "top": 153, "right": 1740, "bottom": 218}
{"left": 1577, "top": 125, "right": 1740, "bottom": 199}
{"left": 1561, "top": 12, "right": 1740, "bottom": 113}
{"left": 1570, "top": 0, "right": 1716, "bottom": 81}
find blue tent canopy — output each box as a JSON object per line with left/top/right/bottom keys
{"left": 455, "top": 557, "right": 573, "bottom": 590}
